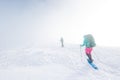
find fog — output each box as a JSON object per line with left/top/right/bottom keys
{"left": 0, "top": 0, "right": 120, "bottom": 50}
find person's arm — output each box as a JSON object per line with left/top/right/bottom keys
{"left": 80, "top": 39, "right": 86, "bottom": 47}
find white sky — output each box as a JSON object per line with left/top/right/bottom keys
{"left": 0, "top": 0, "right": 120, "bottom": 49}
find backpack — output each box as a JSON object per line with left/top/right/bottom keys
{"left": 85, "top": 34, "right": 96, "bottom": 47}
{"left": 89, "top": 41, "right": 96, "bottom": 47}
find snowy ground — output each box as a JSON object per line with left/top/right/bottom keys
{"left": 0, "top": 44, "right": 120, "bottom": 80}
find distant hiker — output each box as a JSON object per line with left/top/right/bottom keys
{"left": 80, "top": 34, "right": 96, "bottom": 63}
{"left": 60, "top": 37, "right": 64, "bottom": 47}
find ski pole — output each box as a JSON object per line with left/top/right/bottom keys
{"left": 80, "top": 46, "right": 83, "bottom": 62}
{"left": 93, "top": 50, "right": 106, "bottom": 64}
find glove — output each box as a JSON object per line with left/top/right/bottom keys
{"left": 80, "top": 44, "right": 83, "bottom": 47}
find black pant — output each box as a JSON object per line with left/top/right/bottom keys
{"left": 86, "top": 54, "right": 93, "bottom": 62}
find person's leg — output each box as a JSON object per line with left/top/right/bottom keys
{"left": 86, "top": 54, "right": 93, "bottom": 62}
{"left": 62, "top": 42, "right": 64, "bottom": 47}
{"left": 85, "top": 48, "right": 93, "bottom": 62}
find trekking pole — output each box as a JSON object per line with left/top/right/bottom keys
{"left": 93, "top": 49, "right": 103, "bottom": 63}
{"left": 80, "top": 46, "right": 83, "bottom": 63}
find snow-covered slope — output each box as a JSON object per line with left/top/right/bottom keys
{"left": 0, "top": 44, "right": 119, "bottom": 80}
